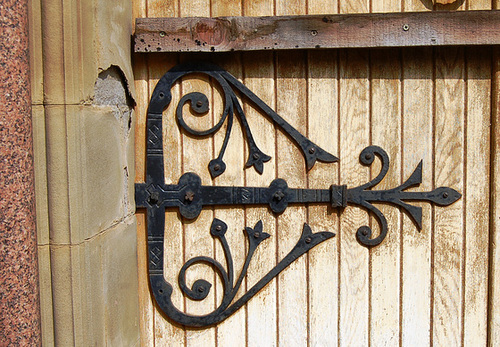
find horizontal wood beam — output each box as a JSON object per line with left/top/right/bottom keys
{"left": 135, "top": 10, "right": 500, "bottom": 53}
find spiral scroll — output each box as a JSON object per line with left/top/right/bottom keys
{"left": 150, "top": 219, "right": 334, "bottom": 327}
{"left": 148, "top": 62, "right": 337, "bottom": 179}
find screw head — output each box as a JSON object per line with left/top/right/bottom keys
{"left": 216, "top": 225, "right": 222, "bottom": 231}
{"left": 214, "top": 164, "right": 220, "bottom": 171}
{"left": 198, "top": 286, "right": 205, "bottom": 293}
{"left": 253, "top": 153, "right": 260, "bottom": 160}
{"left": 305, "top": 237, "right": 312, "bottom": 244}
{"left": 364, "top": 153, "right": 373, "bottom": 161}
{"left": 443, "top": 192, "right": 449, "bottom": 199}
{"left": 309, "top": 147, "right": 316, "bottom": 154}
{"left": 196, "top": 100, "right": 203, "bottom": 107}
{"left": 253, "top": 231, "right": 260, "bottom": 238}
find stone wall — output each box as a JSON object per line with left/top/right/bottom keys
{"left": 29, "top": 0, "right": 139, "bottom": 344}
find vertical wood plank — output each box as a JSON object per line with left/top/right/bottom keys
{"left": 210, "top": 3, "right": 246, "bottom": 347}
{"left": 462, "top": 47, "right": 491, "bottom": 347}
{"left": 401, "top": 4, "right": 431, "bottom": 346}
{"left": 243, "top": 52, "right": 278, "bottom": 347}
{"left": 369, "top": 4, "right": 402, "bottom": 347}
{"left": 465, "top": 0, "right": 492, "bottom": 345}
{"left": 489, "top": 45, "right": 500, "bottom": 347}
{"left": 275, "top": 51, "right": 308, "bottom": 346}
{"left": 433, "top": 46, "right": 465, "bottom": 347}
{"left": 144, "top": 1, "right": 184, "bottom": 345}
{"left": 337, "top": 3, "right": 369, "bottom": 347}
{"left": 338, "top": 46, "right": 370, "bottom": 347}
{"left": 370, "top": 47, "right": 402, "bottom": 347}
{"left": 132, "top": 0, "right": 155, "bottom": 345}
{"left": 242, "top": 2, "right": 277, "bottom": 347}
{"left": 274, "top": 2, "right": 309, "bottom": 346}
{"left": 275, "top": 52, "right": 309, "bottom": 347}
{"left": 181, "top": 74, "right": 216, "bottom": 347}
{"left": 338, "top": 47, "right": 370, "bottom": 347}
{"left": 178, "top": 1, "right": 215, "bottom": 346}
{"left": 151, "top": 56, "right": 185, "bottom": 347}
{"left": 306, "top": 50, "right": 339, "bottom": 347}
{"left": 401, "top": 47, "right": 433, "bottom": 347}
{"left": 306, "top": 3, "right": 339, "bottom": 346}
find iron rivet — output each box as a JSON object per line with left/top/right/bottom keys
{"left": 185, "top": 191, "right": 195, "bottom": 202}
{"left": 196, "top": 100, "right": 203, "bottom": 107}
{"left": 443, "top": 192, "right": 449, "bottom": 198}
{"left": 159, "top": 31, "right": 166, "bottom": 37}
{"left": 311, "top": 30, "right": 318, "bottom": 36}
{"left": 402, "top": 24, "right": 409, "bottom": 31}
{"left": 253, "top": 231, "right": 260, "bottom": 238}
{"left": 198, "top": 286, "right": 205, "bottom": 293}
{"left": 362, "top": 230, "right": 369, "bottom": 236}
{"left": 214, "top": 164, "right": 220, "bottom": 171}
{"left": 365, "top": 153, "right": 372, "bottom": 161}
{"left": 216, "top": 225, "right": 222, "bottom": 231}
{"left": 253, "top": 153, "right": 260, "bottom": 160}
{"left": 309, "top": 147, "right": 316, "bottom": 154}
{"left": 274, "top": 191, "right": 283, "bottom": 201}
{"left": 305, "top": 237, "right": 312, "bottom": 244}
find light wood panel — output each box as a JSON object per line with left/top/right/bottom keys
{"left": 433, "top": 46, "right": 465, "bottom": 346}
{"left": 306, "top": 2, "right": 339, "bottom": 345}
{"left": 338, "top": 47, "right": 370, "bottom": 347}
{"left": 133, "top": 1, "right": 496, "bottom": 346}
{"left": 463, "top": 47, "right": 490, "bottom": 347}
{"left": 132, "top": 1, "right": 154, "bottom": 346}
{"left": 491, "top": 45, "right": 500, "bottom": 347}
{"left": 370, "top": 47, "right": 402, "bottom": 347}
{"left": 243, "top": 50, "right": 278, "bottom": 347}
{"left": 275, "top": 2, "right": 308, "bottom": 344}
{"left": 401, "top": 46, "right": 434, "bottom": 347}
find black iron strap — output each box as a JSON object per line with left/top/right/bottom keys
{"left": 135, "top": 62, "right": 461, "bottom": 328}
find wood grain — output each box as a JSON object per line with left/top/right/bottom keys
{"left": 211, "top": 3, "right": 246, "bottom": 341}
{"left": 370, "top": 47, "right": 402, "bottom": 347}
{"left": 132, "top": 1, "right": 154, "bottom": 345}
{"left": 433, "top": 46, "right": 465, "bottom": 346}
{"left": 134, "top": 11, "right": 500, "bottom": 53}
{"left": 462, "top": 47, "right": 491, "bottom": 347}
{"left": 401, "top": 47, "right": 433, "bottom": 347}
{"left": 132, "top": 1, "right": 497, "bottom": 345}
{"left": 306, "top": 49, "right": 339, "bottom": 347}
{"left": 243, "top": 53, "right": 278, "bottom": 347}
{"left": 338, "top": 47, "right": 370, "bottom": 344}
{"left": 306, "top": 2, "right": 339, "bottom": 343}
{"left": 490, "top": 45, "right": 500, "bottom": 347}
{"left": 275, "top": 13, "right": 309, "bottom": 347}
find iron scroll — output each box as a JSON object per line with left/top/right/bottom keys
{"left": 135, "top": 62, "right": 461, "bottom": 328}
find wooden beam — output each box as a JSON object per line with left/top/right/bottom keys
{"left": 135, "top": 10, "right": 500, "bottom": 53}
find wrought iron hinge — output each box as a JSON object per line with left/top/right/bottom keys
{"left": 135, "top": 62, "right": 461, "bottom": 328}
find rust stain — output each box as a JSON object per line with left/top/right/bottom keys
{"left": 193, "top": 19, "right": 231, "bottom": 47}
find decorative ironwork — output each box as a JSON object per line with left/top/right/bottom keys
{"left": 135, "top": 62, "right": 461, "bottom": 328}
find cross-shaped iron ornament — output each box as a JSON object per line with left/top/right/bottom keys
{"left": 135, "top": 62, "right": 461, "bottom": 327}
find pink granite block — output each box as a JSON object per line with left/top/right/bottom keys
{"left": 0, "top": 0, "right": 41, "bottom": 345}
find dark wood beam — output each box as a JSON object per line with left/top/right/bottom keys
{"left": 135, "top": 10, "right": 499, "bottom": 53}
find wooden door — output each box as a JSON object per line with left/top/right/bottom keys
{"left": 133, "top": 1, "right": 500, "bottom": 346}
